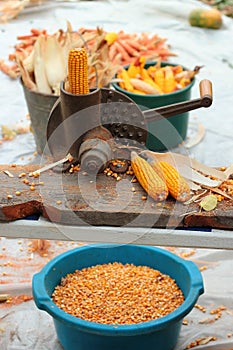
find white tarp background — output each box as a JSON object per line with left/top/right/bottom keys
{"left": 0, "top": 1, "right": 233, "bottom": 349}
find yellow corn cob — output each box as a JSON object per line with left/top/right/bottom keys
{"left": 179, "top": 77, "right": 191, "bottom": 88}
{"left": 68, "top": 48, "right": 89, "bottom": 95}
{"left": 150, "top": 161, "right": 191, "bottom": 202}
{"left": 147, "top": 65, "right": 157, "bottom": 77}
{"left": 132, "top": 89, "right": 146, "bottom": 95}
{"left": 105, "top": 32, "right": 118, "bottom": 45}
{"left": 131, "top": 152, "right": 168, "bottom": 202}
{"left": 120, "top": 69, "right": 135, "bottom": 92}
{"left": 127, "top": 64, "right": 140, "bottom": 78}
{"left": 154, "top": 69, "right": 165, "bottom": 92}
{"left": 163, "top": 67, "right": 176, "bottom": 93}
{"left": 117, "top": 72, "right": 125, "bottom": 89}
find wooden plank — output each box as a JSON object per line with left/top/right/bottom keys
{"left": 1, "top": 218, "right": 233, "bottom": 249}
{"left": 0, "top": 164, "right": 233, "bottom": 229}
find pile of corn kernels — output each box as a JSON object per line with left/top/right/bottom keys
{"left": 52, "top": 262, "right": 184, "bottom": 325}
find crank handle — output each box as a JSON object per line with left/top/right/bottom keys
{"left": 199, "top": 79, "right": 212, "bottom": 107}
{"left": 143, "top": 79, "right": 213, "bottom": 122}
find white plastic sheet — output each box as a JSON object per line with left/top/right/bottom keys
{"left": 0, "top": 1, "right": 233, "bottom": 349}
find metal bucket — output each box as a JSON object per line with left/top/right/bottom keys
{"left": 21, "top": 80, "right": 59, "bottom": 154}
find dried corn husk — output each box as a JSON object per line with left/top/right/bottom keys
{"left": 141, "top": 150, "right": 233, "bottom": 199}
{"left": 142, "top": 150, "right": 230, "bottom": 183}
{"left": 33, "top": 36, "right": 52, "bottom": 94}
{"left": 15, "top": 23, "right": 120, "bottom": 95}
{"left": 44, "top": 36, "right": 66, "bottom": 95}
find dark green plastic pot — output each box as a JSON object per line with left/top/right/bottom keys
{"left": 112, "top": 62, "right": 195, "bottom": 151}
{"left": 21, "top": 80, "right": 59, "bottom": 154}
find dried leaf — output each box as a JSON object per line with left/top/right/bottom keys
{"left": 199, "top": 194, "right": 217, "bottom": 211}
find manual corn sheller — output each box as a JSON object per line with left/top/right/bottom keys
{"left": 46, "top": 49, "right": 213, "bottom": 173}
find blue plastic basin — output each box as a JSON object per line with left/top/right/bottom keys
{"left": 32, "top": 244, "right": 204, "bottom": 350}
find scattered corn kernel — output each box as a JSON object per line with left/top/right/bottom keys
{"left": 195, "top": 304, "right": 206, "bottom": 313}
{"left": 18, "top": 172, "right": 26, "bottom": 178}
{"left": 22, "top": 178, "right": 30, "bottom": 184}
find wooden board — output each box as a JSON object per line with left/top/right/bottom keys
{"left": 0, "top": 165, "right": 233, "bottom": 229}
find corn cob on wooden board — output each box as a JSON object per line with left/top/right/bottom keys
{"left": 0, "top": 164, "right": 232, "bottom": 230}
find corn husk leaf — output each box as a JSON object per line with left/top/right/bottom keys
{"left": 142, "top": 151, "right": 230, "bottom": 183}
{"left": 199, "top": 194, "right": 218, "bottom": 211}
{"left": 178, "top": 165, "right": 221, "bottom": 187}
{"left": 16, "top": 56, "right": 37, "bottom": 91}
{"left": 44, "top": 36, "right": 66, "bottom": 95}
{"left": 184, "top": 190, "right": 208, "bottom": 205}
{"left": 186, "top": 180, "right": 202, "bottom": 191}
{"left": 33, "top": 36, "right": 52, "bottom": 94}
{"left": 201, "top": 185, "right": 233, "bottom": 200}
{"left": 224, "top": 164, "right": 233, "bottom": 178}
{"left": 22, "top": 49, "right": 34, "bottom": 73}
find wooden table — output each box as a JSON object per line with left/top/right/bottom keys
{"left": 1, "top": 164, "right": 233, "bottom": 249}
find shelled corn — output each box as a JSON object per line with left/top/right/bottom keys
{"left": 68, "top": 48, "right": 89, "bottom": 95}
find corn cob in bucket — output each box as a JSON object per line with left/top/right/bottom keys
{"left": 68, "top": 48, "right": 89, "bottom": 95}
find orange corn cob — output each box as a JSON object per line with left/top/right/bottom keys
{"left": 68, "top": 48, "right": 89, "bottom": 95}
{"left": 131, "top": 152, "right": 168, "bottom": 201}
{"left": 150, "top": 161, "right": 191, "bottom": 202}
